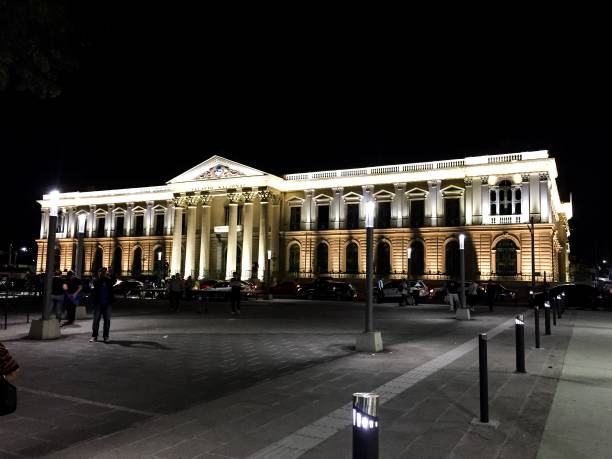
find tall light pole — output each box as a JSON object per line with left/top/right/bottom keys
{"left": 29, "top": 190, "right": 62, "bottom": 339}
{"left": 456, "top": 233, "right": 470, "bottom": 320}
{"left": 75, "top": 213, "right": 87, "bottom": 279}
{"left": 407, "top": 247, "right": 412, "bottom": 284}
{"left": 266, "top": 249, "right": 272, "bottom": 300}
{"left": 355, "top": 200, "right": 383, "bottom": 352}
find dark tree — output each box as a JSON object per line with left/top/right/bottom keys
{"left": 0, "top": 0, "right": 81, "bottom": 98}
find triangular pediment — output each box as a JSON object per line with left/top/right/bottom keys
{"left": 168, "top": 155, "right": 275, "bottom": 184}
{"left": 406, "top": 187, "right": 429, "bottom": 196}
{"left": 373, "top": 189, "right": 395, "bottom": 200}
{"left": 342, "top": 191, "right": 363, "bottom": 201}
{"left": 441, "top": 185, "right": 465, "bottom": 195}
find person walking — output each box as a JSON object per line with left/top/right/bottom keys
{"left": 447, "top": 279, "right": 460, "bottom": 312}
{"left": 467, "top": 280, "right": 479, "bottom": 312}
{"left": 230, "top": 272, "right": 242, "bottom": 315}
{"left": 62, "top": 271, "right": 82, "bottom": 326}
{"left": 167, "top": 274, "right": 184, "bottom": 312}
{"left": 90, "top": 267, "right": 114, "bottom": 343}
{"left": 185, "top": 275, "right": 195, "bottom": 301}
{"left": 51, "top": 270, "right": 67, "bottom": 322}
{"left": 399, "top": 278, "right": 409, "bottom": 307}
{"left": 486, "top": 280, "right": 497, "bottom": 312}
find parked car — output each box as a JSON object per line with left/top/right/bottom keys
{"left": 493, "top": 283, "right": 516, "bottom": 301}
{"left": 375, "top": 280, "right": 422, "bottom": 303}
{"left": 198, "top": 278, "right": 217, "bottom": 289}
{"left": 297, "top": 279, "right": 356, "bottom": 300}
{"left": 534, "top": 283, "right": 603, "bottom": 310}
{"left": 200, "top": 280, "right": 253, "bottom": 300}
{"left": 270, "top": 280, "right": 298, "bottom": 295}
{"left": 112, "top": 279, "right": 144, "bottom": 297}
{"left": 430, "top": 281, "right": 486, "bottom": 302}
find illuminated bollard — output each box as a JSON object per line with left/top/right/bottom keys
{"left": 515, "top": 314, "right": 526, "bottom": 373}
{"left": 352, "top": 393, "right": 379, "bottom": 459}
{"left": 544, "top": 301, "right": 552, "bottom": 335}
{"left": 534, "top": 306, "right": 541, "bottom": 349}
{"left": 479, "top": 333, "right": 489, "bottom": 423}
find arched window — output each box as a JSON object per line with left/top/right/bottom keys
{"left": 491, "top": 180, "right": 520, "bottom": 216}
{"left": 445, "top": 240, "right": 460, "bottom": 277}
{"left": 376, "top": 241, "right": 391, "bottom": 275}
{"left": 289, "top": 244, "right": 300, "bottom": 274}
{"left": 316, "top": 243, "right": 328, "bottom": 274}
{"left": 346, "top": 242, "right": 359, "bottom": 274}
{"left": 495, "top": 239, "right": 518, "bottom": 276}
{"left": 409, "top": 241, "right": 424, "bottom": 276}
{"left": 112, "top": 246, "right": 122, "bottom": 276}
{"left": 92, "top": 246, "right": 103, "bottom": 275}
{"left": 132, "top": 246, "right": 142, "bottom": 278}
{"left": 498, "top": 180, "right": 513, "bottom": 215}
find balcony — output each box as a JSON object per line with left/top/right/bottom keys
{"left": 488, "top": 215, "right": 524, "bottom": 225}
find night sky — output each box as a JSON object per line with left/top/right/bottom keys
{"left": 0, "top": 4, "right": 610, "bottom": 266}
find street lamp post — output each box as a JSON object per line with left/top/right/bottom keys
{"left": 29, "top": 190, "right": 62, "bottom": 339}
{"left": 355, "top": 200, "right": 383, "bottom": 352}
{"left": 456, "top": 233, "right": 470, "bottom": 320}
{"left": 75, "top": 214, "right": 87, "bottom": 278}
{"left": 266, "top": 249, "right": 272, "bottom": 300}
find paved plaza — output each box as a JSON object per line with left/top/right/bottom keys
{"left": 0, "top": 297, "right": 609, "bottom": 458}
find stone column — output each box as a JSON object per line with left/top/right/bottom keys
{"left": 427, "top": 180, "right": 439, "bottom": 226}
{"left": 480, "top": 177, "right": 490, "bottom": 224}
{"left": 241, "top": 193, "right": 254, "bottom": 280}
{"left": 257, "top": 191, "right": 270, "bottom": 280}
{"left": 521, "top": 175, "right": 530, "bottom": 224}
{"left": 539, "top": 173, "right": 550, "bottom": 223}
{"left": 184, "top": 195, "right": 199, "bottom": 278}
{"left": 529, "top": 173, "right": 541, "bottom": 222}
{"left": 40, "top": 209, "right": 49, "bottom": 239}
{"left": 225, "top": 193, "right": 240, "bottom": 279}
{"left": 170, "top": 198, "right": 184, "bottom": 275}
{"left": 393, "top": 183, "right": 405, "bottom": 228}
{"left": 464, "top": 179, "right": 473, "bottom": 225}
{"left": 88, "top": 205, "right": 96, "bottom": 237}
{"left": 106, "top": 204, "right": 115, "bottom": 237}
{"left": 198, "top": 195, "right": 211, "bottom": 279}
{"left": 472, "top": 177, "right": 482, "bottom": 225}
{"left": 67, "top": 207, "right": 76, "bottom": 238}
{"left": 331, "top": 187, "right": 343, "bottom": 230}
{"left": 303, "top": 189, "right": 314, "bottom": 230}
{"left": 125, "top": 202, "right": 134, "bottom": 236}
{"left": 165, "top": 200, "right": 174, "bottom": 235}
{"left": 360, "top": 185, "right": 374, "bottom": 228}
{"left": 145, "top": 201, "right": 154, "bottom": 236}
{"left": 269, "top": 194, "right": 280, "bottom": 274}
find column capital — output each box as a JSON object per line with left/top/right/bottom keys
{"left": 227, "top": 192, "right": 242, "bottom": 204}
{"left": 258, "top": 190, "right": 271, "bottom": 202}
{"left": 89, "top": 204, "right": 96, "bottom": 211}
{"left": 522, "top": 174, "right": 530, "bottom": 183}
{"left": 200, "top": 192, "right": 212, "bottom": 206}
{"left": 126, "top": 201, "right": 134, "bottom": 208}
{"left": 539, "top": 172, "right": 549, "bottom": 181}
{"left": 480, "top": 176, "right": 489, "bottom": 185}
{"left": 186, "top": 193, "right": 200, "bottom": 208}
{"left": 269, "top": 194, "right": 281, "bottom": 205}
{"left": 242, "top": 191, "right": 256, "bottom": 203}
{"left": 172, "top": 193, "right": 187, "bottom": 208}
{"left": 464, "top": 177, "right": 473, "bottom": 186}
{"left": 393, "top": 182, "right": 405, "bottom": 190}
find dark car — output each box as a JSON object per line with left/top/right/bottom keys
{"left": 297, "top": 279, "right": 356, "bottom": 300}
{"left": 112, "top": 279, "right": 144, "bottom": 297}
{"left": 535, "top": 283, "right": 603, "bottom": 310}
{"left": 270, "top": 280, "right": 298, "bottom": 295}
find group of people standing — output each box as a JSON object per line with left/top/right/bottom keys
{"left": 165, "top": 272, "right": 243, "bottom": 315}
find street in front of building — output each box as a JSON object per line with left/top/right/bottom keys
{"left": 1, "top": 297, "right": 610, "bottom": 458}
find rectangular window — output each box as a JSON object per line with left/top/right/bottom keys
{"left": 490, "top": 204, "right": 497, "bottom": 216}
{"left": 155, "top": 214, "right": 165, "bottom": 236}
{"left": 346, "top": 203, "right": 360, "bottom": 229}
{"left": 317, "top": 205, "right": 329, "bottom": 230}
{"left": 376, "top": 201, "right": 391, "bottom": 228}
{"left": 115, "top": 216, "right": 125, "bottom": 237}
{"left": 289, "top": 207, "right": 301, "bottom": 231}
{"left": 410, "top": 200, "right": 425, "bottom": 228}
{"left": 135, "top": 215, "right": 144, "bottom": 236}
{"left": 444, "top": 198, "right": 460, "bottom": 226}
{"left": 515, "top": 202, "right": 521, "bottom": 215}
{"left": 96, "top": 218, "right": 106, "bottom": 237}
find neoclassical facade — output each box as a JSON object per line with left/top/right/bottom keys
{"left": 36, "top": 150, "right": 572, "bottom": 283}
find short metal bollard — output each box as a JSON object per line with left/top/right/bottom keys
{"left": 352, "top": 393, "right": 379, "bottom": 459}
{"left": 479, "top": 333, "right": 489, "bottom": 423}
{"left": 552, "top": 297, "right": 557, "bottom": 326}
{"left": 515, "top": 314, "right": 526, "bottom": 373}
{"left": 544, "top": 301, "right": 551, "bottom": 335}
{"left": 534, "top": 306, "right": 541, "bottom": 349}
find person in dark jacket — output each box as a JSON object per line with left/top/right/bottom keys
{"left": 62, "top": 271, "right": 83, "bottom": 326}
{"left": 230, "top": 272, "right": 242, "bottom": 315}
{"left": 90, "top": 267, "right": 115, "bottom": 343}
{"left": 0, "top": 342, "right": 19, "bottom": 381}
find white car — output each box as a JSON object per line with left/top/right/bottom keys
{"left": 409, "top": 280, "right": 429, "bottom": 298}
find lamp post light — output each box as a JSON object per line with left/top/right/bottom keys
{"left": 456, "top": 233, "right": 470, "bottom": 320}
{"left": 266, "top": 249, "right": 272, "bottom": 300}
{"left": 407, "top": 247, "right": 412, "bottom": 284}
{"left": 355, "top": 200, "right": 383, "bottom": 352}
{"left": 29, "top": 190, "right": 62, "bottom": 339}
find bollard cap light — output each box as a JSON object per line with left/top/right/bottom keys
{"left": 544, "top": 301, "right": 551, "bottom": 308}
{"left": 515, "top": 314, "right": 524, "bottom": 325}
{"left": 352, "top": 392, "right": 379, "bottom": 417}
{"left": 459, "top": 233, "right": 465, "bottom": 250}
